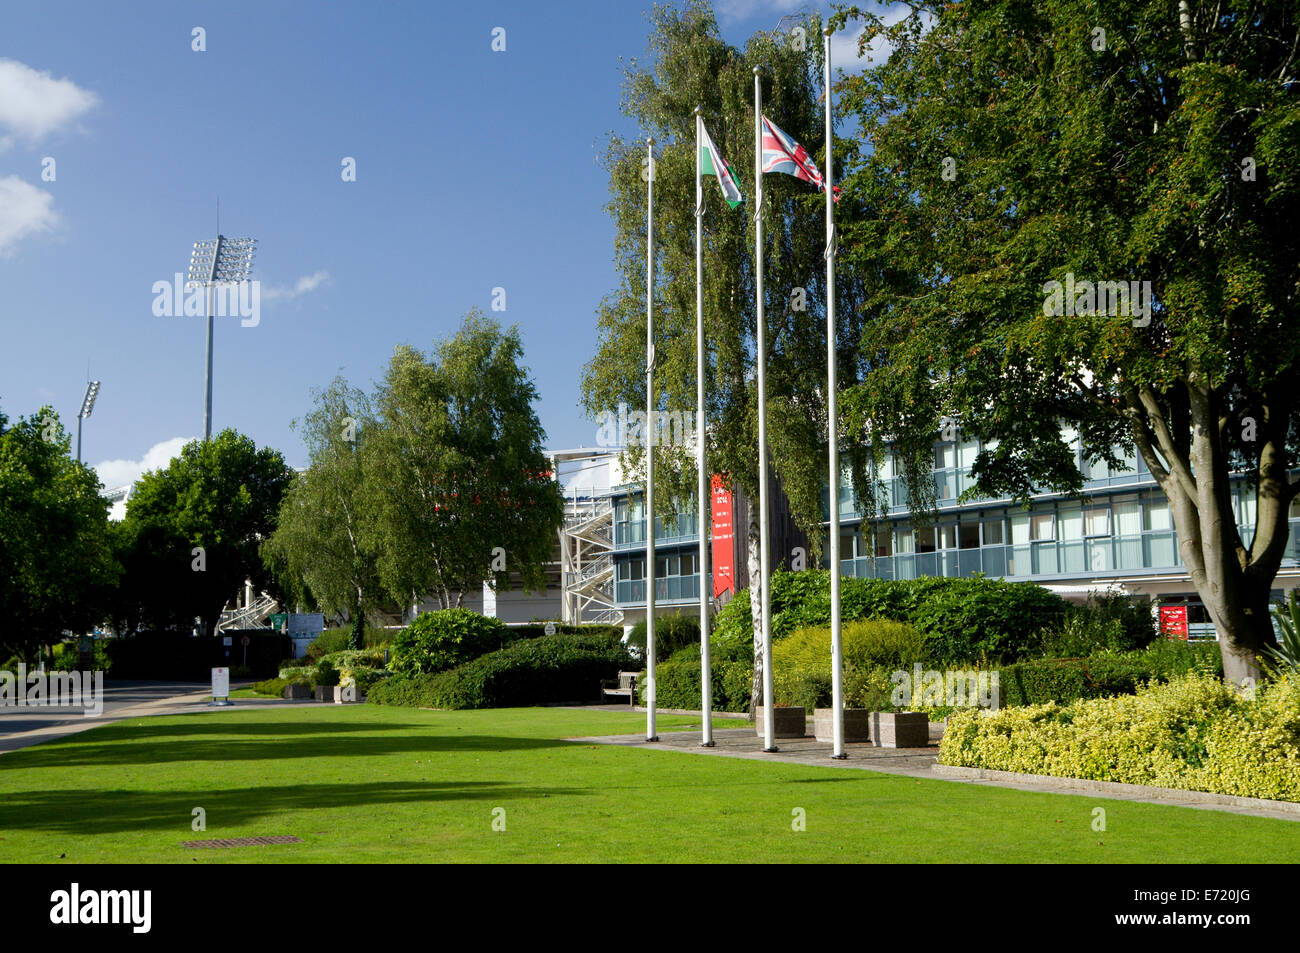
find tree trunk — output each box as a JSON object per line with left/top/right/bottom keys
{"left": 747, "top": 501, "right": 763, "bottom": 720}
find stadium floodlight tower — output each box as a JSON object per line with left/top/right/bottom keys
{"left": 75, "top": 380, "right": 100, "bottom": 463}
{"left": 187, "top": 234, "right": 256, "bottom": 441}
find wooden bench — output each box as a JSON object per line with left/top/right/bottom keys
{"left": 600, "top": 671, "right": 639, "bottom": 706}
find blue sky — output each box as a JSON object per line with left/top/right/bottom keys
{"left": 0, "top": 0, "right": 881, "bottom": 496}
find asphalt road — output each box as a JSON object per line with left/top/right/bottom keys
{"left": 0, "top": 680, "right": 216, "bottom": 753}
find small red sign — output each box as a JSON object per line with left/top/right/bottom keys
{"left": 1159, "top": 606, "right": 1189, "bottom": 640}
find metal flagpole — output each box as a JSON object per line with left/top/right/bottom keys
{"left": 754, "top": 68, "right": 776, "bottom": 753}
{"left": 695, "top": 107, "right": 715, "bottom": 747}
{"left": 645, "top": 135, "right": 659, "bottom": 743}
{"left": 825, "top": 27, "right": 846, "bottom": 759}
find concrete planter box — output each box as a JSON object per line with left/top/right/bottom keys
{"left": 313, "top": 685, "right": 344, "bottom": 703}
{"left": 814, "top": 708, "right": 871, "bottom": 743}
{"left": 870, "top": 711, "right": 929, "bottom": 748}
{"left": 283, "top": 683, "right": 311, "bottom": 700}
{"left": 753, "top": 707, "right": 807, "bottom": 738}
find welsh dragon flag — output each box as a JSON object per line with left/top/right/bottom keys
{"left": 700, "top": 121, "right": 743, "bottom": 208}
{"left": 761, "top": 114, "right": 840, "bottom": 201}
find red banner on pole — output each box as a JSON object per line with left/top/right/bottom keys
{"left": 710, "top": 475, "right": 734, "bottom": 598}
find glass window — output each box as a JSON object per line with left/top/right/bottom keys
{"left": 959, "top": 520, "right": 980, "bottom": 549}
{"left": 1011, "top": 512, "right": 1030, "bottom": 545}
{"left": 1144, "top": 497, "right": 1172, "bottom": 531}
{"left": 682, "top": 551, "right": 698, "bottom": 576}
{"left": 894, "top": 526, "right": 915, "bottom": 554}
{"left": 874, "top": 527, "right": 893, "bottom": 557}
{"left": 982, "top": 517, "right": 1005, "bottom": 546}
{"left": 915, "top": 528, "right": 937, "bottom": 553}
{"left": 938, "top": 524, "right": 957, "bottom": 550}
{"left": 1113, "top": 498, "right": 1141, "bottom": 536}
{"left": 1031, "top": 512, "right": 1055, "bottom": 541}
{"left": 1084, "top": 505, "right": 1111, "bottom": 537}
{"left": 935, "top": 443, "right": 955, "bottom": 470}
{"left": 1058, "top": 502, "right": 1082, "bottom": 541}
{"left": 958, "top": 439, "right": 979, "bottom": 469}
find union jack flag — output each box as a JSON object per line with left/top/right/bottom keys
{"left": 761, "top": 115, "right": 841, "bottom": 201}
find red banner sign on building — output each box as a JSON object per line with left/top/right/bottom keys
{"left": 1159, "top": 605, "right": 1189, "bottom": 640}
{"left": 710, "top": 475, "right": 734, "bottom": 598}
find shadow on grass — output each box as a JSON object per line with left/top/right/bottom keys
{"left": 0, "top": 727, "right": 572, "bottom": 770}
{"left": 0, "top": 779, "right": 589, "bottom": 836}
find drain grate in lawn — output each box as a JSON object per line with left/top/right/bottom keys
{"left": 182, "top": 835, "right": 303, "bottom": 849}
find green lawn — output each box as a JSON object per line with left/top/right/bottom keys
{"left": 1, "top": 704, "right": 1296, "bottom": 863}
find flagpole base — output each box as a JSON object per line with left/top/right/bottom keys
{"left": 700, "top": 741, "right": 716, "bottom": 748}
{"left": 830, "top": 753, "right": 848, "bottom": 760}
{"left": 762, "top": 746, "right": 780, "bottom": 753}
{"left": 645, "top": 736, "right": 659, "bottom": 743}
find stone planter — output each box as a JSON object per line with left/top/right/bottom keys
{"left": 870, "top": 711, "right": 929, "bottom": 748}
{"left": 313, "top": 685, "right": 343, "bottom": 703}
{"left": 753, "top": 706, "right": 807, "bottom": 738}
{"left": 283, "top": 683, "right": 310, "bottom": 700}
{"left": 814, "top": 708, "right": 871, "bottom": 743}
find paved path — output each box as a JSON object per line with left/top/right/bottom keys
{"left": 570, "top": 720, "right": 1300, "bottom": 822}
{"left": 0, "top": 680, "right": 318, "bottom": 754}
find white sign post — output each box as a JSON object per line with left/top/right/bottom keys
{"left": 211, "top": 667, "right": 231, "bottom": 707}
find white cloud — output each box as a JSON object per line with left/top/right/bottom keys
{"left": 831, "top": 4, "right": 935, "bottom": 72}
{"left": 0, "top": 175, "right": 58, "bottom": 257}
{"left": 95, "top": 436, "right": 193, "bottom": 519}
{"left": 714, "top": 0, "right": 807, "bottom": 23}
{"left": 263, "top": 269, "right": 331, "bottom": 302}
{"left": 0, "top": 58, "right": 98, "bottom": 148}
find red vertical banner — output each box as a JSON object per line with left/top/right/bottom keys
{"left": 710, "top": 475, "right": 734, "bottom": 598}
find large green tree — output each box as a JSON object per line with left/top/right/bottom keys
{"left": 0, "top": 406, "right": 118, "bottom": 659}
{"left": 118, "top": 429, "right": 293, "bottom": 637}
{"left": 581, "top": 2, "right": 871, "bottom": 711}
{"left": 363, "top": 311, "right": 564, "bottom": 611}
{"left": 262, "top": 378, "right": 389, "bottom": 647}
{"left": 833, "top": 0, "right": 1299, "bottom": 685}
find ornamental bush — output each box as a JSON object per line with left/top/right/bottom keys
{"left": 369, "top": 631, "right": 633, "bottom": 709}
{"left": 640, "top": 650, "right": 752, "bottom": 712}
{"left": 625, "top": 613, "right": 700, "bottom": 660}
{"left": 939, "top": 673, "right": 1300, "bottom": 802}
{"left": 388, "top": 609, "right": 508, "bottom": 676}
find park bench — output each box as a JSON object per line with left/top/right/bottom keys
{"left": 600, "top": 671, "right": 639, "bottom": 706}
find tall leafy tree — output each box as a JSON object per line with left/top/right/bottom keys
{"left": 363, "top": 310, "right": 564, "bottom": 610}
{"left": 119, "top": 429, "right": 293, "bottom": 636}
{"left": 581, "top": 2, "right": 871, "bottom": 710}
{"left": 0, "top": 406, "right": 118, "bottom": 660}
{"left": 262, "top": 378, "right": 388, "bottom": 647}
{"left": 833, "top": 0, "right": 1300, "bottom": 684}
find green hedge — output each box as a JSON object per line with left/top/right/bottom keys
{"left": 503, "top": 623, "right": 623, "bottom": 642}
{"left": 639, "top": 652, "right": 752, "bottom": 712}
{"left": 712, "top": 571, "right": 1068, "bottom": 665}
{"left": 368, "top": 632, "right": 633, "bottom": 710}
{"left": 998, "top": 641, "right": 1224, "bottom": 707}
{"left": 625, "top": 614, "right": 700, "bottom": 659}
{"left": 940, "top": 673, "right": 1300, "bottom": 802}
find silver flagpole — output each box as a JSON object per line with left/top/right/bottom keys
{"left": 825, "top": 27, "right": 846, "bottom": 759}
{"left": 754, "top": 68, "right": 776, "bottom": 753}
{"left": 645, "top": 135, "right": 659, "bottom": 743}
{"left": 695, "top": 107, "right": 714, "bottom": 747}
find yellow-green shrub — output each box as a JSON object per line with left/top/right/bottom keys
{"left": 939, "top": 673, "right": 1300, "bottom": 802}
